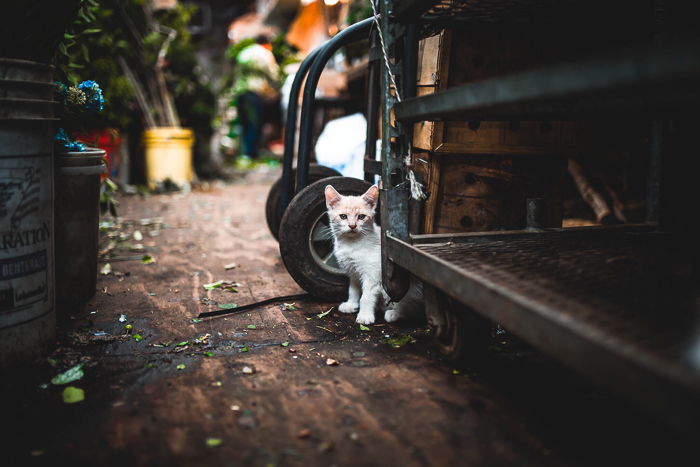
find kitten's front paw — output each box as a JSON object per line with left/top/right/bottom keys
{"left": 384, "top": 308, "right": 401, "bottom": 323}
{"left": 356, "top": 311, "right": 375, "bottom": 325}
{"left": 338, "top": 302, "right": 359, "bottom": 314}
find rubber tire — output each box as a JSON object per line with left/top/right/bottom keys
{"left": 265, "top": 164, "right": 341, "bottom": 241}
{"left": 278, "top": 176, "right": 373, "bottom": 300}
{"left": 425, "top": 286, "right": 492, "bottom": 366}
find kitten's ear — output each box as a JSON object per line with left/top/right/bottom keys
{"left": 362, "top": 185, "right": 379, "bottom": 209}
{"left": 324, "top": 185, "right": 342, "bottom": 208}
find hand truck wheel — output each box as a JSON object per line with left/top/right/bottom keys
{"left": 265, "top": 164, "right": 341, "bottom": 241}
{"left": 424, "top": 285, "right": 492, "bottom": 365}
{"left": 278, "top": 176, "right": 374, "bottom": 300}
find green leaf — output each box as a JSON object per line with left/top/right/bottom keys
{"left": 176, "top": 341, "right": 189, "bottom": 347}
{"left": 83, "top": 28, "right": 102, "bottom": 34}
{"left": 240, "top": 347, "right": 249, "bottom": 352}
{"left": 218, "top": 303, "right": 237, "bottom": 310}
{"left": 51, "top": 364, "right": 84, "bottom": 385}
{"left": 206, "top": 438, "right": 222, "bottom": 447}
{"left": 191, "top": 318, "right": 203, "bottom": 323}
{"left": 280, "top": 341, "right": 289, "bottom": 347}
{"left": 204, "top": 352, "right": 214, "bottom": 357}
{"left": 283, "top": 303, "right": 296, "bottom": 311}
{"left": 359, "top": 324, "right": 370, "bottom": 331}
{"left": 141, "top": 255, "right": 155, "bottom": 264}
{"left": 247, "top": 324, "right": 256, "bottom": 330}
{"left": 317, "top": 307, "right": 332, "bottom": 318}
{"left": 133, "top": 334, "right": 143, "bottom": 342}
{"left": 203, "top": 280, "right": 224, "bottom": 291}
{"left": 382, "top": 335, "right": 415, "bottom": 348}
{"left": 62, "top": 386, "right": 85, "bottom": 404}
{"left": 176, "top": 364, "right": 186, "bottom": 370}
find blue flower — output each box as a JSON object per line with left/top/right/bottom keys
{"left": 54, "top": 127, "right": 70, "bottom": 143}
{"left": 78, "top": 80, "right": 104, "bottom": 113}
{"left": 54, "top": 128, "right": 86, "bottom": 152}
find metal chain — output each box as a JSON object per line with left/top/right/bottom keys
{"left": 369, "top": 0, "right": 426, "bottom": 200}
{"left": 369, "top": 1, "right": 401, "bottom": 102}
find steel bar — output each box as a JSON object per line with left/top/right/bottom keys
{"left": 394, "top": 39, "right": 700, "bottom": 122}
{"left": 386, "top": 231, "right": 700, "bottom": 436}
{"left": 380, "top": 0, "right": 411, "bottom": 300}
{"left": 278, "top": 48, "right": 321, "bottom": 216}
{"left": 364, "top": 29, "right": 381, "bottom": 183}
{"left": 295, "top": 17, "right": 374, "bottom": 194}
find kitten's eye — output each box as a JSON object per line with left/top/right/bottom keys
{"left": 357, "top": 214, "right": 366, "bottom": 220}
{"left": 339, "top": 214, "right": 347, "bottom": 220}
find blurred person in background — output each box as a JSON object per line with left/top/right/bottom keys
{"left": 233, "top": 34, "right": 280, "bottom": 161}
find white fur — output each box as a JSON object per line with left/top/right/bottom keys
{"left": 324, "top": 185, "right": 423, "bottom": 324}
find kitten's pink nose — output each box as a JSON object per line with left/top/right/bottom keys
{"left": 349, "top": 224, "right": 357, "bottom": 230}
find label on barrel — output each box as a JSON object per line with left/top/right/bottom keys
{"left": 0, "top": 155, "right": 53, "bottom": 326}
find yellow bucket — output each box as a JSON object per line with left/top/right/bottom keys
{"left": 143, "top": 127, "right": 194, "bottom": 188}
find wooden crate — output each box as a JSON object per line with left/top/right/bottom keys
{"left": 413, "top": 29, "right": 578, "bottom": 234}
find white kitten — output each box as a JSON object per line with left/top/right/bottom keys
{"left": 324, "top": 184, "right": 423, "bottom": 325}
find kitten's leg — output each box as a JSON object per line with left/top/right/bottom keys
{"left": 338, "top": 277, "right": 360, "bottom": 314}
{"left": 356, "top": 284, "right": 380, "bottom": 325}
{"left": 384, "top": 281, "right": 424, "bottom": 323}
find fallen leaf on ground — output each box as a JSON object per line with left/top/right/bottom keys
{"left": 224, "top": 263, "right": 237, "bottom": 270}
{"left": 242, "top": 366, "right": 254, "bottom": 374}
{"left": 51, "top": 364, "right": 84, "bottom": 385}
{"left": 247, "top": 324, "right": 256, "bottom": 329}
{"left": 203, "top": 280, "right": 224, "bottom": 291}
{"left": 359, "top": 324, "right": 370, "bottom": 331}
{"left": 203, "top": 280, "right": 239, "bottom": 291}
{"left": 133, "top": 230, "right": 143, "bottom": 241}
{"left": 206, "top": 438, "right": 222, "bottom": 447}
{"left": 318, "top": 441, "right": 334, "bottom": 453}
{"left": 100, "top": 263, "right": 112, "bottom": 275}
{"left": 297, "top": 428, "right": 311, "bottom": 439}
{"left": 382, "top": 334, "right": 415, "bottom": 348}
{"left": 280, "top": 341, "right": 289, "bottom": 347}
{"left": 141, "top": 255, "right": 155, "bottom": 264}
{"left": 317, "top": 307, "right": 332, "bottom": 318}
{"left": 326, "top": 358, "right": 339, "bottom": 366}
{"left": 62, "top": 386, "right": 84, "bottom": 404}
{"left": 194, "top": 334, "right": 210, "bottom": 344}
{"left": 176, "top": 364, "right": 186, "bottom": 370}
{"left": 218, "top": 303, "right": 237, "bottom": 310}
{"left": 283, "top": 303, "right": 296, "bottom": 311}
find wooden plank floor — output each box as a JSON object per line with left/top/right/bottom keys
{"left": 2, "top": 169, "right": 698, "bottom": 466}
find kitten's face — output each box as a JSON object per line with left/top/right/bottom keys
{"left": 324, "top": 185, "right": 378, "bottom": 237}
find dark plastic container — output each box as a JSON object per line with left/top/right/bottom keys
{"left": 54, "top": 148, "right": 106, "bottom": 312}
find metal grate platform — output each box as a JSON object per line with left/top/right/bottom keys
{"left": 386, "top": 226, "right": 700, "bottom": 434}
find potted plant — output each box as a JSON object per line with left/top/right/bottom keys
{"left": 53, "top": 79, "right": 107, "bottom": 312}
